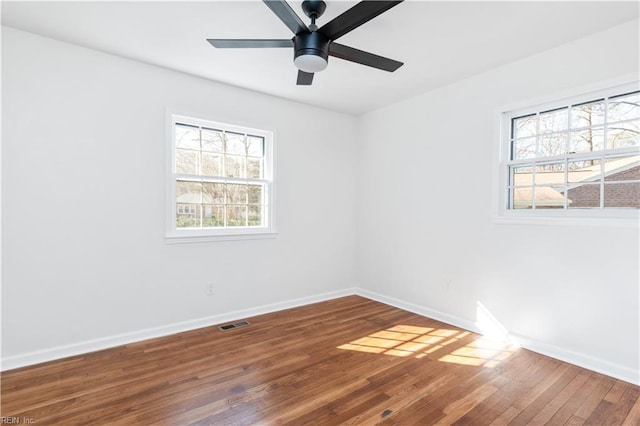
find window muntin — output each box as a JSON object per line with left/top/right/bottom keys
{"left": 505, "top": 89, "right": 639, "bottom": 212}
{"left": 168, "top": 115, "right": 274, "bottom": 238}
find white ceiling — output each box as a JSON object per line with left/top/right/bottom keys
{"left": 2, "top": 1, "right": 638, "bottom": 115}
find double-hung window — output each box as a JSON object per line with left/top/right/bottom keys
{"left": 166, "top": 114, "right": 275, "bottom": 242}
{"left": 500, "top": 82, "right": 639, "bottom": 221}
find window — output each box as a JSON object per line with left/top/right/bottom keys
{"left": 166, "top": 114, "right": 275, "bottom": 242}
{"left": 500, "top": 83, "right": 639, "bottom": 221}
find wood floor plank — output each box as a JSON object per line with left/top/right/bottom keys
{"left": 1, "top": 295, "right": 638, "bottom": 425}
{"left": 433, "top": 377, "right": 503, "bottom": 424}
{"left": 546, "top": 372, "right": 603, "bottom": 425}
{"left": 574, "top": 374, "right": 616, "bottom": 420}
{"left": 623, "top": 394, "right": 640, "bottom": 425}
{"left": 508, "top": 363, "right": 580, "bottom": 425}
{"left": 526, "top": 368, "right": 592, "bottom": 425}
{"left": 453, "top": 350, "right": 557, "bottom": 425}
{"left": 487, "top": 354, "right": 565, "bottom": 425}
{"left": 586, "top": 382, "right": 640, "bottom": 426}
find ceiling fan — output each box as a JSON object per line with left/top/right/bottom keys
{"left": 207, "top": 0, "right": 404, "bottom": 85}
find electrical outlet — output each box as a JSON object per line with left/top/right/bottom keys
{"left": 206, "top": 283, "right": 215, "bottom": 296}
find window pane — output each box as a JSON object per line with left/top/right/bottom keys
{"left": 226, "top": 184, "right": 248, "bottom": 204}
{"left": 202, "top": 204, "right": 225, "bottom": 227}
{"left": 176, "top": 204, "right": 201, "bottom": 228}
{"left": 539, "top": 108, "right": 568, "bottom": 133}
{"left": 176, "top": 149, "right": 199, "bottom": 174}
{"left": 567, "top": 183, "right": 600, "bottom": 208}
{"left": 538, "top": 134, "right": 567, "bottom": 157}
{"left": 225, "top": 132, "right": 246, "bottom": 155}
{"left": 511, "top": 166, "right": 532, "bottom": 186}
{"left": 247, "top": 135, "right": 264, "bottom": 157}
{"left": 225, "top": 155, "right": 246, "bottom": 178}
{"left": 604, "top": 156, "right": 640, "bottom": 181}
{"left": 534, "top": 186, "right": 565, "bottom": 209}
{"left": 568, "top": 159, "right": 601, "bottom": 183}
{"left": 202, "top": 152, "right": 222, "bottom": 176}
{"left": 175, "top": 125, "right": 200, "bottom": 150}
{"left": 248, "top": 205, "right": 263, "bottom": 226}
{"left": 512, "top": 137, "right": 536, "bottom": 160}
{"left": 248, "top": 184, "right": 263, "bottom": 204}
{"left": 175, "top": 181, "right": 202, "bottom": 227}
{"left": 202, "top": 129, "right": 224, "bottom": 153}
{"left": 248, "top": 158, "right": 263, "bottom": 179}
{"left": 609, "top": 92, "right": 640, "bottom": 123}
{"left": 569, "top": 127, "right": 604, "bottom": 154}
{"left": 534, "top": 163, "right": 564, "bottom": 186}
{"left": 511, "top": 187, "right": 533, "bottom": 209}
{"left": 607, "top": 120, "right": 639, "bottom": 149}
{"left": 176, "top": 181, "right": 201, "bottom": 204}
{"left": 513, "top": 115, "right": 537, "bottom": 139}
{"left": 202, "top": 182, "right": 225, "bottom": 204}
{"left": 604, "top": 182, "right": 640, "bottom": 208}
{"left": 571, "top": 101, "right": 605, "bottom": 129}
{"left": 227, "top": 205, "right": 247, "bottom": 226}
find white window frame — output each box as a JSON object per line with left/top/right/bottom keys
{"left": 165, "top": 111, "right": 276, "bottom": 243}
{"left": 494, "top": 77, "right": 640, "bottom": 227}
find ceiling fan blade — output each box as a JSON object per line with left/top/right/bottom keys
{"left": 329, "top": 43, "right": 403, "bottom": 72}
{"left": 207, "top": 39, "right": 293, "bottom": 48}
{"left": 318, "top": 1, "right": 403, "bottom": 41}
{"left": 297, "top": 70, "right": 314, "bottom": 85}
{"left": 263, "top": 0, "right": 308, "bottom": 35}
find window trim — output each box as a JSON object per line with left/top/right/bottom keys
{"left": 493, "top": 76, "right": 640, "bottom": 227}
{"left": 165, "top": 110, "right": 277, "bottom": 243}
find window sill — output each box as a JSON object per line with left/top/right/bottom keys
{"left": 491, "top": 214, "right": 639, "bottom": 228}
{"left": 165, "top": 231, "right": 278, "bottom": 244}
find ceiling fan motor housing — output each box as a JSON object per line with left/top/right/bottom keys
{"left": 293, "top": 31, "right": 330, "bottom": 72}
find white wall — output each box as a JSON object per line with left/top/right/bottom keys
{"left": 3, "top": 19, "right": 639, "bottom": 384}
{"left": 357, "top": 20, "right": 640, "bottom": 383}
{"left": 1, "top": 27, "right": 358, "bottom": 364}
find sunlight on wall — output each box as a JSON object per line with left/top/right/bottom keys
{"left": 475, "top": 301, "right": 518, "bottom": 345}
{"left": 337, "top": 324, "right": 518, "bottom": 368}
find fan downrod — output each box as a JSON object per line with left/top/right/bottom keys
{"left": 301, "top": 0, "right": 327, "bottom": 21}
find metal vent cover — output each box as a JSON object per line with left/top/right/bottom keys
{"left": 218, "top": 320, "right": 251, "bottom": 332}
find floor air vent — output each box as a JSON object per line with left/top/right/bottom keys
{"left": 218, "top": 320, "right": 251, "bottom": 332}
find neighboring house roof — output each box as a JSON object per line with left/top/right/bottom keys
{"left": 570, "top": 155, "right": 640, "bottom": 184}
{"left": 177, "top": 193, "right": 225, "bottom": 204}
{"left": 176, "top": 193, "right": 201, "bottom": 204}
{"left": 513, "top": 186, "right": 564, "bottom": 208}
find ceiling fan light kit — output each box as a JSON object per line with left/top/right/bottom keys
{"left": 207, "top": 0, "right": 404, "bottom": 85}
{"left": 293, "top": 31, "right": 330, "bottom": 73}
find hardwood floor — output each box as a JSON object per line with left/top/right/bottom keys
{"left": 2, "top": 296, "right": 639, "bottom": 425}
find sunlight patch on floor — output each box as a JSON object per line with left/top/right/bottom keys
{"left": 337, "top": 324, "right": 517, "bottom": 368}
{"left": 438, "top": 337, "right": 517, "bottom": 367}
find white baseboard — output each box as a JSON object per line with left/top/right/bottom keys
{"left": 1, "top": 287, "right": 356, "bottom": 371}
{"left": 354, "top": 288, "right": 481, "bottom": 334}
{"left": 508, "top": 332, "right": 640, "bottom": 386}
{"left": 4, "top": 286, "right": 638, "bottom": 386}
{"left": 355, "top": 287, "right": 640, "bottom": 386}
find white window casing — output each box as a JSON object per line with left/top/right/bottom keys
{"left": 165, "top": 112, "right": 276, "bottom": 243}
